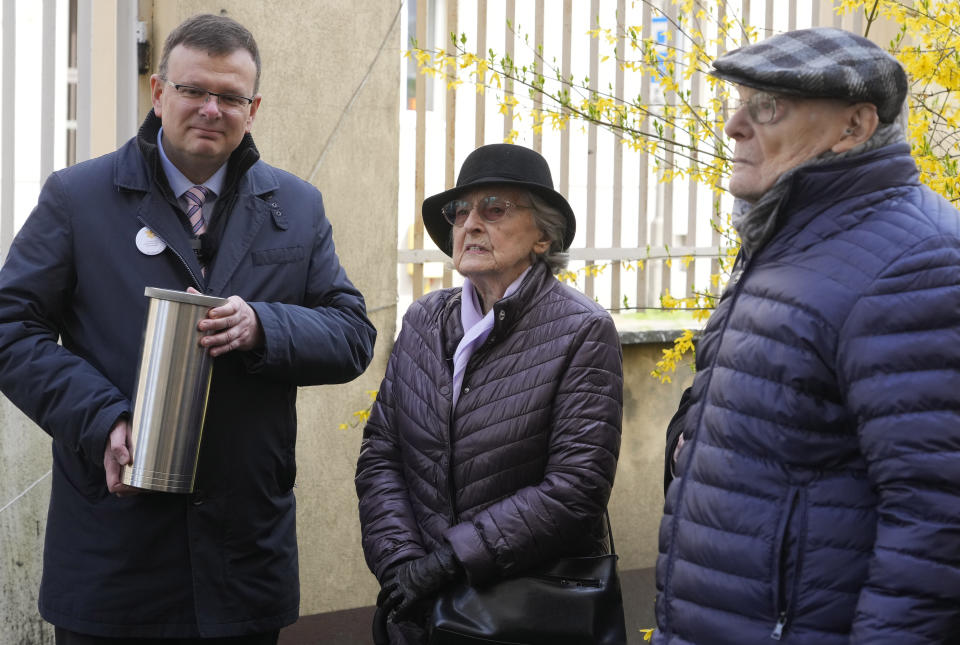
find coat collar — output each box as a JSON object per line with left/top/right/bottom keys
{"left": 117, "top": 111, "right": 281, "bottom": 294}
{"left": 441, "top": 260, "right": 557, "bottom": 358}
{"left": 115, "top": 111, "right": 279, "bottom": 199}
{"left": 757, "top": 143, "right": 918, "bottom": 256}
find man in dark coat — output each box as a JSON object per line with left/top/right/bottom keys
{"left": 0, "top": 14, "right": 375, "bottom": 644}
{"left": 656, "top": 28, "right": 960, "bottom": 644}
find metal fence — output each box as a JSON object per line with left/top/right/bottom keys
{"left": 397, "top": 0, "right": 866, "bottom": 314}
{"left": 0, "top": 0, "right": 139, "bottom": 264}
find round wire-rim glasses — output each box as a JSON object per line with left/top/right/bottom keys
{"left": 730, "top": 91, "right": 782, "bottom": 125}
{"left": 441, "top": 196, "right": 533, "bottom": 227}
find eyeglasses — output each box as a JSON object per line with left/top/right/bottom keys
{"left": 731, "top": 91, "right": 782, "bottom": 125}
{"left": 441, "top": 196, "right": 533, "bottom": 227}
{"left": 162, "top": 79, "right": 255, "bottom": 113}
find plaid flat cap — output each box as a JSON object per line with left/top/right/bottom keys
{"left": 711, "top": 27, "right": 907, "bottom": 123}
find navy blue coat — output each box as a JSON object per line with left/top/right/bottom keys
{"left": 654, "top": 144, "right": 960, "bottom": 644}
{"left": 0, "top": 114, "right": 376, "bottom": 637}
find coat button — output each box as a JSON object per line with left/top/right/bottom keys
{"left": 440, "top": 385, "right": 449, "bottom": 395}
{"left": 498, "top": 310, "right": 506, "bottom": 321}
{"left": 462, "top": 386, "right": 470, "bottom": 394}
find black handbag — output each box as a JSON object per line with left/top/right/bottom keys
{"left": 429, "top": 513, "right": 627, "bottom": 645}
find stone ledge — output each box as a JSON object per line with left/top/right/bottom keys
{"left": 610, "top": 313, "right": 704, "bottom": 346}
{"left": 617, "top": 327, "right": 692, "bottom": 345}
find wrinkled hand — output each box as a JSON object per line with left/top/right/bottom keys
{"left": 378, "top": 544, "right": 461, "bottom": 621}
{"left": 104, "top": 418, "right": 139, "bottom": 497}
{"left": 673, "top": 434, "right": 686, "bottom": 466}
{"left": 187, "top": 287, "right": 264, "bottom": 357}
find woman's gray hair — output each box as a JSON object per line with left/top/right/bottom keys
{"left": 525, "top": 190, "right": 569, "bottom": 273}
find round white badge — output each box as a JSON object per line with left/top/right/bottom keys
{"left": 136, "top": 227, "right": 166, "bottom": 256}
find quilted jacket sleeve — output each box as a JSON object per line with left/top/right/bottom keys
{"left": 355, "top": 323, "right": 428, "bottom": 583}
{"left": 0, "top": 173, "right": 129, "bottom": 464}
{"left": 444, "top": 310, "right": 623, "bottom": 583}
{"left": 840, "top": 233, "right": 960, "bottom": 644}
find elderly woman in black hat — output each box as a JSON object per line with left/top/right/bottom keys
{"left": 656, "top": 28, "right": 960, "bottom": 644}
{"left": 356, "top": 143, "right": 623, "bottom": 644}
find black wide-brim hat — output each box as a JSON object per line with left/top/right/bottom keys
{"left": 422, "top": 143, "right": 576, "bottom": 257}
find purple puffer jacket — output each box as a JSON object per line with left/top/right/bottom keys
{"left": 356, "top": 260, "right": 623, "bottom": 585}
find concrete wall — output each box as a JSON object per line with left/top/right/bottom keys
{"left": 611, "top": 341, "right": 693, "bottom": 571}
{"left": 147, "top": 0, "right": 403, "bottom": 618}
{"left": 0, "top": 400, "right": 51, "bottom": 645}
{"left": 149, "top": 0, "right": 404, "bottom": 616}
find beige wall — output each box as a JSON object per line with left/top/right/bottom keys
{"left": 611, "top": 342, "right": 693, "bottom": 570}
{"left": 0, "top": 400, "right": 51, "bottom": 645}
{"left": 89, "top": 0, "right": 120, "bottom": 157}
{"left": 141, "top": 0, "right": 403, "bottom": 616}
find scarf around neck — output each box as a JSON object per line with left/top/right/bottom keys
{"left": 731, "top": 121, "right": 907, "bottom": 254}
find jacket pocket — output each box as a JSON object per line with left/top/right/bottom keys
{"left": 771, "top": 485, "right": 806, "bottom": 640}
{"left": 57, "top": 447, "right": 109, "bottom": 502}
{"left": 277, "top": 451, "right": 296, "bottom": 493}
{"left": 251, "top": 245, "right": 305, "bottom": 266}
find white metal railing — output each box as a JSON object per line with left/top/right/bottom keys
{"left": 397, "top": 0, "right": 867, "bottom": 315}
{"left": 1, "top": 0, "right": 16, "bottom": 260}
{"left": 0, "top": 0, "right": 139, "bottom": 263}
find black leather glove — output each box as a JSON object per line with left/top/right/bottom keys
{"left": 372, "top": 604, "right": 390, "bottom": 645}
{"left": 378, "top": 543, "right": 462, "bottom": 621}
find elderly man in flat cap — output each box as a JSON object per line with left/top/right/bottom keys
{"left": 655, "top": 27, "right": 960, "bottom": 644}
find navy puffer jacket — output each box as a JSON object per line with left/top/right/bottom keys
{"left": 356, "top": 261, "right": 622, "bottom": 585}
{"left": 655, "top": 144, "right": 960, "bottom": 644}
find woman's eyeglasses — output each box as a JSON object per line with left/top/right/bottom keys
{"left": 441, "top": 196, "right": 533, "bottom": 227}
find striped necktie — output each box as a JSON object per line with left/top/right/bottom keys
{"left": 184, "top": 185, "right": 210, "bottom": 236}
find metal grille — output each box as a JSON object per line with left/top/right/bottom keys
{"left": 397, "top": 0, "right": 865, "bottom": 314}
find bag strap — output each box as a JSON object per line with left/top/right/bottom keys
{"left": 605, "top": 509, "right": 616, "bottom": 556}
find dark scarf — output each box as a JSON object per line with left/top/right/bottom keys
{"left": 134, "top": 111, "right": 262, "bottom": 263}
{"left": 732, "top": 120, "right": 907, "bottom": 254}
{"left": 134, "top": 110, "right": 261, "bottom": 206}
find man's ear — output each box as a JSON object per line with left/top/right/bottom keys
{"left": 832, "top": 103, "right": 880, "bottom": 153}
{"left": 245, "top": 95, "right": 262, "bottom": 134}
{"left": 150, "top": 74, "right": 164, "bottom": 118}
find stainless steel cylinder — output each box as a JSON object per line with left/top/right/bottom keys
{"left": 121, "top": 287, "right": 228, "bottom": 493}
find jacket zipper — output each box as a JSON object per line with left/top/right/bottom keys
{"left": 661, "top": 249, "right": 753, "bottom": 634}
{"left": 444, "top": 353, "right": 459, "bottom": 524}
{"left": 137, "top": 218, "right": 203, "bottom": 289}
{"left": 444, "top": 326, "right": 499, "bottom": 524}
{"left": 446, "top": 399, "right": 458, "bottom": 523}
{"left": 771, "top": 612, "right": 787, "bottom": 640}
{"left": 770, "top": 486, "right": 802, "bottom": 640}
